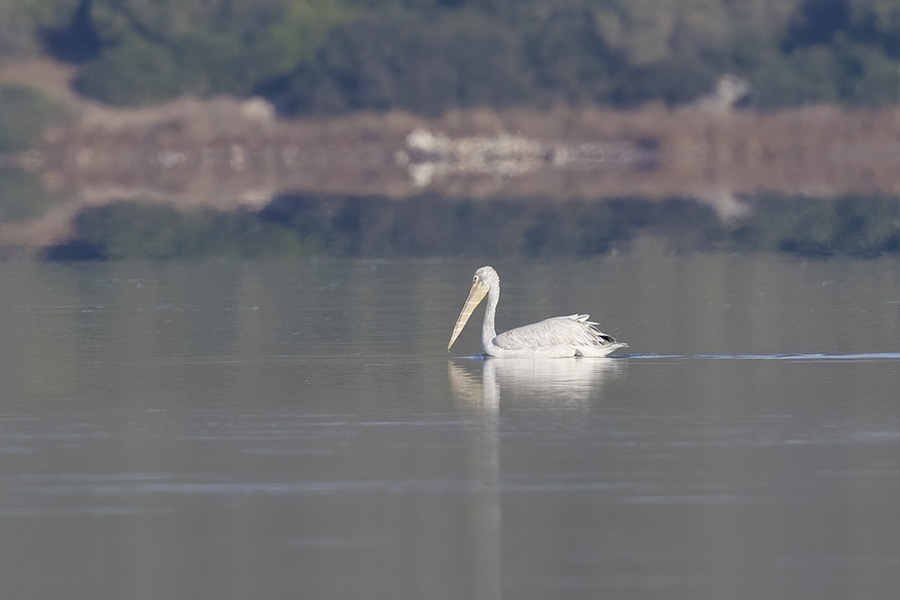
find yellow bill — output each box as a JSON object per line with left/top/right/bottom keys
{"left": 447, "top": 280, "right": 489, "bottom": 350}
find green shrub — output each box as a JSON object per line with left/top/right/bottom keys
{"left": 74, "top": 35, "right": 183, "bottom": 105}
{"left": 271, "top": 11, "right": 531, "bottom": 115}
{"left": 73, "top": 0, "right": 353, "bottom": 105}
{"left": 0, "top": 86, "right": 64, "bottom": 152}
{"left": 0, "top": 167, "right": 62, "bottom": 221}
{"left": 64, "top": 202, "right": 310, "bottom": 259}
{"left": 17, "top": 0, "right": 900, "bottom": 112}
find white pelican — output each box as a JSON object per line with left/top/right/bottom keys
{"left": 447, "top": 266, "right": 627, "bottom": 358}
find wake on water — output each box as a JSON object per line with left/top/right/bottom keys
{"left": 451, "top": 352, "right": 900, "bottom": 361}
{"left": 628, "top": 352, "right": 900, "bottom": 361}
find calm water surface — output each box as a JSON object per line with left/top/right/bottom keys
{"left": 1, "top": 255, "right": 899, "bottom": 599}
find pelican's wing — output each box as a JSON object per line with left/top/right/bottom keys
{"left": 493, "top": 314, "right": 619, "bottom": 351}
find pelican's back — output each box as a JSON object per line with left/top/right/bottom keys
{"left": 493, "top": 314, "right": 623, "bottom": 355}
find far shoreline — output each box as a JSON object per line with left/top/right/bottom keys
{"left": 5, "top": 58, "right": 900, "bottom": 251}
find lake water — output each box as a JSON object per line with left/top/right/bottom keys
{"left": 1, "top": 254, "right": 899, "bottom": 599}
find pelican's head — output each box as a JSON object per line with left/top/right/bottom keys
{"left": 447, "top": 266, "right": 498, "bottom": 351}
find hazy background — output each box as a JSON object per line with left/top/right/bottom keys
{"left": 1, "top": 0, "right": 900, "bottom": 259}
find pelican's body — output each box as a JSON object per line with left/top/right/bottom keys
{"left": 447, "top": 266, "right": 626, "bottom": 358}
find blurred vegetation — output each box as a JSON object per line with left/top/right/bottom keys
{"left": 43, "top": 202, "right": 312, "bottom": 260}
{"left": 42, "top": 193, "right": 900, "bottom": 260}
{"left": 0, "top": 167, "right": 63, "bottom": 221}
{"left": 0, "top": 85, "right": 64, "bottom": 152}
{"left": 73, "top": 0, "right": 350, "bottom": 105}
{"left": 3, "top": 0, "right": 900, "bottom": 113}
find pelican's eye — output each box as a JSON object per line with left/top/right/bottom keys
{"left": 473, "top": 276, "right": 478, "bottom": 283}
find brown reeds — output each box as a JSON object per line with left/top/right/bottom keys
{"left": 46, "top": 102, "right": 900, "bottom": 197}
{"left": 7, "top": 100, "right": 900, "bottom": 250}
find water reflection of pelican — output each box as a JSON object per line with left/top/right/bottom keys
{"left": 449, "top": 357, "right": 622, "bottom": 411}
{"left": 448, "top": 266, "right": 626, "bottom": 358}
{"left": 448, "top": 356, "right": 622, "bottom": 600}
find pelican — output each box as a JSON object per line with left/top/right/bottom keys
{"left": 447, "top": 266, "right": 627, "bottom": 358}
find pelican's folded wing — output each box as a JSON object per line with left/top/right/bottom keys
{"left": 493, "top": 314, "right": 618, "bottom": 351}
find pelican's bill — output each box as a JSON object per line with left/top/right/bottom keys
{"left": 447, "top": 280, "right": 489, "bottom": 350}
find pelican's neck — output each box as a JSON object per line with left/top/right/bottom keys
{"left": 482, "top": 282, "right": 499, "bottom": 351}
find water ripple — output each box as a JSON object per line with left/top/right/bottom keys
{"left": 629, "top": 352, "right": 900, "bottom": 361}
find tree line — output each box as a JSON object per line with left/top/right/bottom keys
{"left": 2, "top": 0, "right": 900, "bottom": 115}
{"left": 40, "top": 192, "right": 900, "bottom": 260}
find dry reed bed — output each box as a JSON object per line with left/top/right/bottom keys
{"left": 33, "top": 103, "right": 900, "bottom": 204}
{"left": 5, "top": 103, "right": 900, "bottom": 250}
